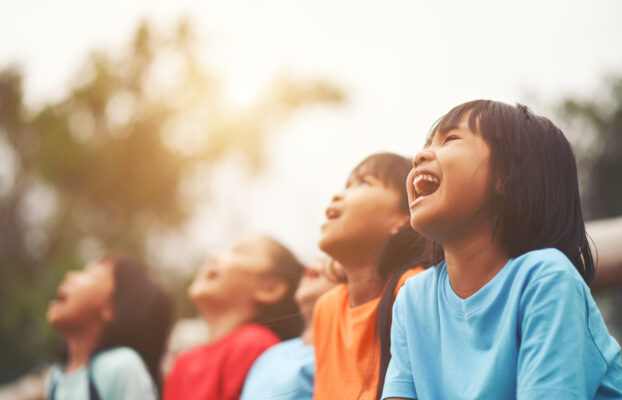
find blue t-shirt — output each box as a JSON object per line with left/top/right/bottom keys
{"left": 382, "top": 248, "right": 622, "bottom": 400}
{"left": 46, "top": 347, "right": 157, "bottom": 400}
{"left": 240, "top": 337, "right": 314, "bottom": 400}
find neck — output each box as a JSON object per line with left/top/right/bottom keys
{"left": 339, "top": 257, "right": 384, "bottom": 308}
{"left": 300, "top": 310, "right": 313, "bottom": 345}
{"left": 442, "top": 227, "right": 508, "bottom": 299}
{"left": 301, "top": 326, "right": 313, "bottom": 345}
{"left": 64, "top": 323, "right": 104, "bottom": 372}
{"left": 200, "top": 305, "right": 256, "bottom": 344}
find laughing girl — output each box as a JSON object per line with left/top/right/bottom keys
{"left": 382, "top": 100, "right": 622, "bottom": 399}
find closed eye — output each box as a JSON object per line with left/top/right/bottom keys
{"left": 443, "top": 135, "right": 459, "bottom": 144}
{"left": 346, "top": 175, "right": 373, "bottom": 188}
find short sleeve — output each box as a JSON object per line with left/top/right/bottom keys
{"left": 516, "top": 270, "right": 603, "bottom": 399}
{"left": 382, "top": 291, "right": 417, "bottom": 400}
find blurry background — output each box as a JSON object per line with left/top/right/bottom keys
{"left": 1, "top": 0, "right": 621, "bottom": 392}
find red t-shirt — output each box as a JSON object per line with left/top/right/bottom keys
{"left": 163, "top": 323, "right": 280, "bottom": 400}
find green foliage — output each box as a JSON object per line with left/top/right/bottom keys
{"left": 558, "top": 76, "right": 622, "bottom": 220}
{"left": 556, "top": 75, "right": 622, "bottom": 344}
{"left": 0, "top": 20, "right": 343, "bottom": 383}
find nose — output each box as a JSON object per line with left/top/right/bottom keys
{"left": 303, "top": 267, "right": 320, "bottom": 279}
{"left": 413, "top": 148, "right": 434, "bottom": 168}
{"left": 205, "top": 254, "right": 219, "bottom": 268}
{"left": 331, "top": 191, "right": 344, "bottom": 203}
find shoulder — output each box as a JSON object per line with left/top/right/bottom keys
{"left": 93, "top": 347, "right": 147, "bottom": 371}
{"left": 251, "top": 338, "right": 306, "bottom": 367}
{"left": 222, "top": 324, "right": 280, "bottom": 363}
{"left": 92, "top": 347, "right": 157, "bottom": 398}
{"left": 315, "top": 284, "right": 348, "bottom": 308}
{"left": 509, "top": 248, "right": 584, "bottom": 287}
{"left": 401, "top": 262, "right": 443, "bottom": 293}
{"left": 233, "top": 323, "right": 280, "bottom": 347}
{"left": 313, "top": 284, "right": 349, "bottom": 325}
{"left": 513, "top": 248, "right": 574, "bottom": 270}
{"left": 394, "top": 266, "right": 426, "bottom": 295}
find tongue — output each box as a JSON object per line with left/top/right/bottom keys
{"left": 416, "top": 179, "right": 439, "bottom": 197}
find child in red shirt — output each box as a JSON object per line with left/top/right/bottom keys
{"left": 163, "top": 234, "right": 304, "bottom": 400}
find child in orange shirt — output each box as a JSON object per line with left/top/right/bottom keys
{"left": 312, "top": 153, "right": 435, "bottom": 400}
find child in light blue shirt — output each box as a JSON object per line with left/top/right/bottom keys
{"left": 46, "top": 255, "right": 173, "bottom": 399}
{"left": 241, "top": 256, "right": 342, "bottom": 400}
{"left": 381, "top": 100, "right": 622, "bottom": 399}
{"left": 47, "top": 347, "right": 157, "bottom": 400}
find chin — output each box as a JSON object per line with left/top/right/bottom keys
{"left": 409, "top": 215, "right": 437, "bottom": 240}
{"left": 318, "top": 236, "right": 340, "bottom": 259}
{"left": 318, "top": 234, "right": 332, "bottom": 253}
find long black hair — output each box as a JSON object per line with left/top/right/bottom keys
{"left": 374, "top": 231, "right": 443, "bottom": 399}
{"left": 349, "top": 153, "right": 442, "bottom": 400}
{"left": 251, "top": 236, "right": 305, "bottom": 341}
{"left": 427, "top": 100, "right": 594, "bottom": 283}
{"left": 94, "top": 255, "right": 175, "bottom": 391}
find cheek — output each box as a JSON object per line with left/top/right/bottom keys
{"left": 48, "top": 293, "right": 103, "bottom": 326}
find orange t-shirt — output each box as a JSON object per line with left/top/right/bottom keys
{"left": 312, "top": 267, "right": 423, "bottom": 400}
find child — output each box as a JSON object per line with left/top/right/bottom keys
{"left": 313, "top": 152, "right": 432, "bottom": 399}
{"left": 382, "top": 100, "right": 622, "bottom": 399}
{"left": 163, "top": 234, "right": 304, "bottom": 400}
{"left": 240, "top": 256, "right": 344, "bottom": 400}
{"left": 46, "top": 255, "right": 174, "bottom": 400}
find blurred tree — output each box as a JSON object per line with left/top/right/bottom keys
{"left": 556, "top": 75, "right": 622, "bottom": 343}
{"left": 558, "top": 76, "right": 622, "bottom": 220}
{"left": 0, "top": 19, "right": 344, "bottom": 384}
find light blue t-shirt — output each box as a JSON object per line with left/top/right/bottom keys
{"left": 240, "top": 337, "right": 314, "bottom": 400}
{"left": 382, "top": 248, "right": 622, "bottom": 400}
{"left": 46, "top": 347, "right": 157, "bottom": 400}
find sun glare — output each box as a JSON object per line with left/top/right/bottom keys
{"left": 223, "top": 79, "right": 262, "bottom": 110}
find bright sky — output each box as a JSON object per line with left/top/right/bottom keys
{"left": 2, "top": 0, "right": 622, "bottom": 269}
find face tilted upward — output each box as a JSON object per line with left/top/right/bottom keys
{"left": 319, "top": 170, "right": 409, "bottom": 260}
{"left": 407, "top": 118, "right": 493, "bottom": 245}
{"left": 47, "top": 261, "right": 116, "bottom": 332}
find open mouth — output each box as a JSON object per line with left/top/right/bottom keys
{"left": 325, "top": 207, "right": 340, "bottom": 220}
{"left": 413, "top": 173, "right": 440, "bottom": 198}
{"left": 53, "top": 289, "right": 69, "bottom": 304}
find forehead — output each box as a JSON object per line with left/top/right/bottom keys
{"left": 425, "top": 115, "right": 479, "bottom": 147}
{"left": 227, "top": 235, "right": 277, "bottom": 266}
{"left": 86, "top": 260, "right": 114, "bottom": 275}
{"left": 347, "top": 158, "right": 395, "bottom": 187}
{"left": 348, "top": 161, "right": 375, "bottom": 179}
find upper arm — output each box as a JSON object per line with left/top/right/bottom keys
{"left": 517, "top": 271, "right": 596, "bottom": 397}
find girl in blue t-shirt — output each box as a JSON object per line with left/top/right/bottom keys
{"left": 382, "top": 100, "right": 622, "bottom": 399}
{"left": 46, "top": 255, "right": 174, "bottom": 399}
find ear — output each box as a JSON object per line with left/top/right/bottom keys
{"left": 494, "top": 176, "right": 504, "bottom": 195}
{"left": 100, "top": 305, "right": 115, "bottom": 323}
{"left": 252, "top": 277, "right": 288, "bottom": 305}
